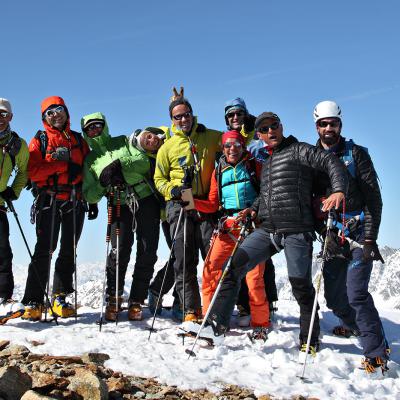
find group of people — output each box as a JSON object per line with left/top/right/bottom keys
{"left": 0, "top": 88, "right": 388, "bottom": 374}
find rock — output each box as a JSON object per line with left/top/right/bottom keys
{"left": 257, "top": 396, "right": 272, "bottom": 400}
{"left": 67, "top": 368, "right": 108, "bottom": 400}
{"left": 31, "top": 371, "right": 69, "bottom": 390}
{"left": 29, "top": 340, "right": 45, "bottom": 347}
{"left": 81, "top": 352, "right": 110, "bottom": 365}
{"left": 42, "top": 355, "right": 83, "bottom": 365}
{"left": 0, "top": 341, "right": 10, "bottom": 351}
{"left": 0, "top": 366, "right": 32, "bottom": 400}
{"left": 21, "top": 390, "right": 57, "bottom": 400}
{"left": 0, "top": 344, "right": 30, "bottom": 357}
{"left": 107, "top": 376, "right": 132, "bottom": 393}
{"left": 133, "top": 392, "right": 145, "bottom": 399}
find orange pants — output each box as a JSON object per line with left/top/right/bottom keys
{"left": 202, "top": 224, "right": 269, "bottom": 327}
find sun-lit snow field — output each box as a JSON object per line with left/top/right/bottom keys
{"left": 2, "top": 252, "right": 400, "bottom": 400}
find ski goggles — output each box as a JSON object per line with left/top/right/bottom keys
{"left": 85, "top": 122, "right": 104, "bottom": 131}
{"left": 43, "top": 105, "right": 66, "bottom": 118}
{"left": 226, "top": 110, "right": 245, "bottom": 119}
{"left": 0, "top": 111, "right": 10, "bottom": 118}
{"left": 317, "top": 119, "right": 340, "bottom": 128}
{"left": 172, "top": 111, "right": 192, "bottom": 121}
{"left": 258, "top": 121, "right": 280, "bottom": 133}
{"left": 223, "top": 141, "right": 243, "bottom": 149}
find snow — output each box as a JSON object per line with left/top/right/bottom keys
{"left": 3, "top": 251, "right": 400, "bottom": 400}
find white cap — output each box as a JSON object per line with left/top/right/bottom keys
{"left": 0, "top": 98, "right": 12, "bottom": 114}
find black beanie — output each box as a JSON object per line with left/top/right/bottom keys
{"left": 169, "top": 98, "right": 193, "bottom": 119}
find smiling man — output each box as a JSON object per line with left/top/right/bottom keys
{"left": 206, "top": 111, "right": 348, "bottom": 356}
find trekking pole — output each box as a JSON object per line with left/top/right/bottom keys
{"left": 98, "top": 190, "right": 114, "bottom": 331}
{"left": 6, "top": 199, "right": 58, "bottom": 325}
{"left": 182, "top": 211, "right": 187, "bottom": 325}
{"left": 186, "top": 215, "right": 251, "bottom": 358}
{"left": 115, "top": 187, "right": 121, "bottom": 325}
{"left": 299, "top": 209, "right": 334, "bottom": 380}
{"left": 147, "top": 206, "right": 185, "bottom": 340}
{"left": 44, "top": 178, "right": 58, "bottom": 323}
{"left": 71, "top": 185, "right": 78, "bottom": 322}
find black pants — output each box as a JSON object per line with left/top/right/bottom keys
{"left": 106, "top": 195, "right": 160, "bottom": 303}
{"left": 166, "top": 201, "right": 214, "bottom": 312}
{"left": 22, "top": 195, "right": 85, "bottom": 304}
{"left": 237, "top": 258, "right": 278, "bottom": 312}
{"left": 0, "top": 209, "right": 13, "bottom": 299}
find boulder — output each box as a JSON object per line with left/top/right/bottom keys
{"left": 67, "top": 368, "right": 108, "bottom": 400}
{"left": 0, "top": 366, "right": 32, "bottom": 400}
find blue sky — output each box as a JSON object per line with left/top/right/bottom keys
{"left": 3, "top": 0, "right": 400, "bottom": 264}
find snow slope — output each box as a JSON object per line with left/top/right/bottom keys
{"left": 4, "top": 249, "right": 400, "bottom": 400}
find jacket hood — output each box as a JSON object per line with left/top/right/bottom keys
{"left": 81, "top": 112, "right": 110, "bottom": 152}
{"left": 41, "top": 96, "right": 71, "bottom": 134}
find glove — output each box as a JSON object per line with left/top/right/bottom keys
{"left": 68, "top": 162, "right": 81, "bottom": 182}
{"left": 0, "top": 186, "right": 17, "bottom": 202}
{"left": 362, "top": 241, "right": 384, "bottom": 263}
{"left": 88, "top": 203, "right": 99, "bottom": 220}
{"left": 170, "top": 186, "right": 183, "bottom": 201}
{"left": 322, "top": 229, "right": 351, "bottom": 260}
{"left": 99, "top": 159, "right": 125, "bottom": 187}
{"left": 51, "top": 147, "right": 70, "bottom": 161}
{"left": 243, "top": 114, "right": 256, "bottom": 134}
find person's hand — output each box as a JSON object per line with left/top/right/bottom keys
{"left": 235, "top": 208, "right": 257, "bottom": 223}
{"left": 68, "top": 163, "right": 81, "bottom": 182}
{"left": 99, "top": 160, "right": 125, "bottom": 187}
{"left": 322, "top": 192, "right": 344, "bottom": 212}
{"left": 88, "top": 203, "right": 99, "bottom": 220}
{"left": 0, "top": 186, "right": 17, "bottom": 202}
{"left": 51, "top": 147, "right": 70, "bottom": 161}
{"left": 362, "top": 241, "right": 385, "bottom": 263}
{"left": 170, "top": 186, "right": 183, "bottom": 201}
{"left": 242, "top": 114, "right": 256, "bottom": 134}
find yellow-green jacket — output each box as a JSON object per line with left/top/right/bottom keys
{"left": 155, "top": 118, "right": 224, "bottom": 201}
{"left": 0, "top": 131, "right": 29, "bottom": 207}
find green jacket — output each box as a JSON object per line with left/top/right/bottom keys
{"left": 154, "top": 118, "right": 222, "bottom": 200}
{"left": 82, "top": 112, "right": 152, "bottom": 204}
{"left": 0, "top": 130, "right": 29, "bottom": 207}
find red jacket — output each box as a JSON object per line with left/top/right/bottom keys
{"left": 28, "top": 96, "right": 89, "bottom": 200}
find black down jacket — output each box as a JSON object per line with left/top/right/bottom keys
{"left": 313, "top": 136, "right": 382, "bottom": 241}
{"left": 252, "top": 135, "right": 347, "bottom": 234}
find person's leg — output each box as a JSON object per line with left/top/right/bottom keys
{"left": 347, "top": 247, "right": 388, "bottom": 358}
{"left": 0, "top": 211, "right": 13, "bottom": 300}
{"left": 323, "top": 257, "right": 358, "bottom": 331}
{"left": 264, "top": 259, "right": 278, "bottom": 304}
{"left": 129, "top": 195, "right": 160, "bottom": 303}
{"left": 284, "top": 232, "right": 320, "bottom": 344}
{"left": 209, "top": 228, "right": 274, "bottom": 328}
{"left": 52, "top": 201, "right": 85, "bottom": 296}
{"left": 22, "top": 195, "right": 61, "bottom": 304}
{"left": 106, "top": 205, "right": 134, "bottom": 298}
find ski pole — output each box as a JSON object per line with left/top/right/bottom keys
{"left": 6, "top": 199, "right": 58, "bottom": 325}
{"left": 44, "top": 178, "right": 58, "bottom": 323}
{"left": 186, "top": 216, "right": 251, "bottom": 358}
{"left": 148, "top": 206, "right": 185, "bottom": 340}
{"left": 299, "top": 209, "right": 334, "bottom": 380}
{"left": 98, "top": 190, "right": 114, "bottom": 331}
{"left": 115, "top": 187, "right": 121, "bottom": 325}
{"left": 182, "top": 211, "right": 187, "bottom": 327}
{"left": 71, "top": 185, "right": 78, "bottom": 322}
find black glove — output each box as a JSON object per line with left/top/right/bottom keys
{"left": 322, "top": 229, "right": 351, "bottom": 260}
{"left": 68, "top": 162, "right": 81, "bottom": 182}
{"left": 182, "top": 166, "right": 194, "bottom": 188}
{"left": 88, "top": 203, "right": 99, "bottom": 220}
{"left": 0, "top": 186, "right": 17, "bottom": 202}
{"left": 170, "top": 186, "right": 183, "bottom": 201}
{"left": 51, "top": 147, "right": 70, "bottom": 161}
{"left": 362, "top": 241, "right": 384, "bottom": 263}
{"left": 243, "top": 114, "right": 256, "bottom": 134}
{"left": 99, "top": 160, "right": 125, "bottom": 188}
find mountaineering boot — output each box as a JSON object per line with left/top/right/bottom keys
{"left": 50, "top": 294, "right": 75, "bottom": 318}
{"left": 332, "top": 325, "right": 360, "bottom": 338}
{"left": 147, "top": 290, "right": 162, "bottom": 316}
{"left": 21, "top": 302, "right": 43, "bottom": 321}
{"left": 128, "top": 301, "right": 143, "bottom": 321}
{"left": 361, "top": 356, "right": 389, "bottom": 375}
{"left": 0, "top": 299, "right": 25, "bottom": 324}
{"left": 207, "top": 313, "right": 228, "bottom": 337}
{"left": 237, "top": 305, "right": 251, "bottom": 327}
{"left": 184, "top": 309, "right": 203, "bottom": 323}
{"left": 171, "top": 301, "right": 183, "bottom": 322}
{"left": 248, "top": 326, "right": 269, "bottom": 343}
{"left": 105, "top": 296, "right": 123, "bottom": 322}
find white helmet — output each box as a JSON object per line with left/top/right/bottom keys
{"left": 313, "top": 100, "right": 342, "bottom": 122}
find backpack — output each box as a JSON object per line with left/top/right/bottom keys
{"left": 341, "top": 139, "right": 368, "bottom": 178}
{"left": 1, "top": 131, "right": 22, "bottom": 171}
{"left": 35, "top": 129, "right": 84, "bottom": 159}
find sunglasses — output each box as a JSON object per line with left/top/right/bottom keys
{"left": 86, "top": 123, "right": 104, "bottom": 131}
{"left": 258, "top": 121, "right": 280, "bottom": 133}
{"left": 317, "top": 120, "right": 340, "bottom": 128}
{"left": 0, "top": 111, "right": 10, "bottom": 118}
{"left": 173, "top": 112, "right": 192, "bottom": 121}
{"left": 44, "top": 105, "right": 65, "bottom": 118}
{"left": 223, "top": 141, "right": 242, "bottom": 149}
{"left": 226, "top": 111, "right": 244, "bottom": 119}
